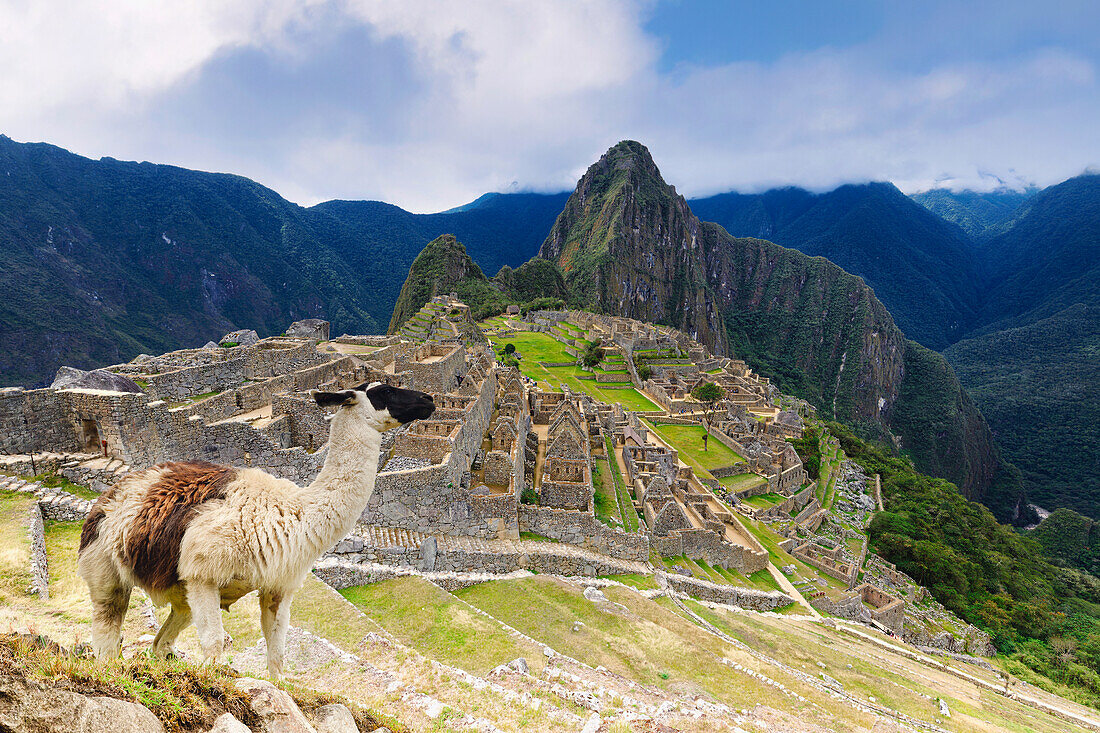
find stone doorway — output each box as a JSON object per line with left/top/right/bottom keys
{"left": 80, "top": 419, "right": 101, "bottom": 453}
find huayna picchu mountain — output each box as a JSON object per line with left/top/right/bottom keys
{"left": 538, "top": 141, "right": 1022, "bottom": 517}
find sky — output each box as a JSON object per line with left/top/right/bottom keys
{"left": 1, "top": 0, "right": 1098, "bottom": 212}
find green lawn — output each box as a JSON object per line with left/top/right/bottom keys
{"left": 488, "top": 329, "right": 661, "bottom": 411}
{"left": 644, "top": 421, "right": 744, "bottom": 475}
{"left": 604, "top": 436, "right": 640, "bottom": 531}
{"left": 491, "top": 330, "right": 575, "bottom": 364}
{"left": 592, "top": 458, "right": 625, "bottom": 528}
{"left": 340, "top": 576, "right": 543, "bottom": 676}
{"left": 742, "top": 492, "right": 785, "bottom": 509}
{"left": 719, "top": 473, "right": 768, "bottom": 492}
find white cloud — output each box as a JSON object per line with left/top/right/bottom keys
{"left": 0, "top": 1, "right": 1097, "bottom": 210}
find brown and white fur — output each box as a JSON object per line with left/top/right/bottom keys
{"left": 77, "top": 381, "right": 434, "bottom": 677}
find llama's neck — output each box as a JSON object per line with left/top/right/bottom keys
{"left": 300, "top": 418, "right": 383, "bottom": 551}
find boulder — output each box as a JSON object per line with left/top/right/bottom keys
{"left": 507, "top": 657, "right": 529, "bottom": 674}
{"left": 234, "top": 677, "right": 316, "bottom": 733}
{"left": 0, "top": 669, "right": 165, "bottom": 732}
{"left": 50, "top": 366, "right": 143, "bottom": 394}
{"left": 220, "top": 330, "right": 259, "bottom": 347}
{"left": 286, "top": 319, "right": 330, "bottom": 341}
{"left": 208, "top": 713, "right": 251, "bottom": 732}
{"left": 203, "top": 341, "right": 220, "bottom": 349}
{"left": 582, "top": 587, "right": 608, "bottom": 603}
{"left": 311, "top": 703, "right": 357, "bottom": 733}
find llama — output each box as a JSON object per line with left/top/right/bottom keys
{"left": 77, "top": 381, "right": 435, "bottom": 677}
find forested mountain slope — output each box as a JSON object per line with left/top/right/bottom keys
{"left": 0, "top": 136, "right": 559, "bottom": 386}
{"left": 690, "top": 183, "right": 983, "bottom": 350}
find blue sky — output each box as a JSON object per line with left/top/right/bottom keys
{"left": 1, "top": 0, "right": 1097, "bottom": 211}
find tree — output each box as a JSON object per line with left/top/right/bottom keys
{"left": 692, "top": 382, "right": 723, "bottom": 424}
{"left": 581, "top": 338, "right": 604, "bottom": 367}
{"left": 503, "top": 343, "right": 516, "bottom": 355}
{"left": 636, "top": 363, "right": 653, "bottom": 381}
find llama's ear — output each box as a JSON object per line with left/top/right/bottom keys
{"left": 312, "top": 389, "right": 357, "bottom": 408}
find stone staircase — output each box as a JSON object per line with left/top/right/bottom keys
{"left": 0, "top": 474, "right": 94, "bottom": 521}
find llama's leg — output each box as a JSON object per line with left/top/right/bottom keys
{"left": 89, "top": 582, "right": 132, "bottom": 659}
{"left": 186, "top": 581, "right": 224, "bottom": 663}
{"left": 260, "top": 589, "right": 293, "bottom": 679}
{"left": 151, "top": 602, "right": 192, "bottom": 658}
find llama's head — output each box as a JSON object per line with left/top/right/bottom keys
{"left": 312, "top": 381, "right": 435, "bottom": 432}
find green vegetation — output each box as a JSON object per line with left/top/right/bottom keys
{"left": 829, "top": 420, "right": 1100, "bottom": 707}
{"left": 690, "top": 381, "right": 723, "bottom": 421}
{"left": 603, "top": 435, "right": 639, "bottom": 532}
{"left": 580, "top": 339, "right": 604, "bottom": 367}
{"left": 340, "top": 576, "right": 542, "bottom": 676}
{"left": 1030, "top": 508, "right": 1100, "bottom": 575}
{"left": 644, "top": 421, "right": 743, "bottom": 476}
{"left": 30, "top": 473, "right": 100, "bottom": 501}
{"left": 0, "top": 634, "right": 398, "bottom": 733}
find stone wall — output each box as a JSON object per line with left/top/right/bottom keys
{"left": 0, "top": 387, "right": 78, "bottom": 455}
{"left": 27, "top": 502, "right": 48, "bottom": 599}
{"left": 662, "top": 574, "right": 792, "bottom": 611}
{"left": 518, "top": 505, "right": 648, "bottom": 561}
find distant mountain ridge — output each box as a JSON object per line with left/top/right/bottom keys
{"left": 910, "top": 187, "right": 1033, "bottom": 239}
{"left": 0, "top": 136, "right": 562, "bottom": 386}
{"left": 689, "top": 183, "right": 983, "bottom": 350}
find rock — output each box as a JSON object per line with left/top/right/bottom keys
{"left": 312, "top": 703, "right": 356, "bottom": 733}
{"left": 203, "top": 341, "right": 220, "bottom": 349}
{"left": 286, "top": 319, "right": 330, "bottom": 341}
{"left": 51, "top": 366, "right": 143, "bottom": 394}
{"left": 209, "top": 712, "right": 251, "bottom": 732}
{"left": 0, "top": 669, "right": 166, "bottom": 732}
{"left": 938, "top": 698, "right": 950, "bottom": 717}
{"left": 419, "top": 536, "right": 438, "bottom": 572}
{"left": 220, "top": 329, "right": 259, "bottom": 347}
{"left": 234, "top": 677, "right": 317, "bottom": 733}
{"left": 583, "top": 587, "right": 608, "bottom": 603}
{"left": 332, "top": 536, "right": 364, "bottom": 554}
{"left": 508, "top": 657, "right": 529, "bottom": 674}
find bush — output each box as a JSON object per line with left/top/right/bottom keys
{"left": 636, "top": 363, "right": 653, "bottom": 381}
{"left": 503, "top": 343, "right": 516, "bottom": 355}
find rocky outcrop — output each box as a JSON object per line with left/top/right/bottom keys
{"left": 286, "top": 319, "right": 331, "bottom": 341}
{"left": 0, "top": 668, "right": 165, "bottom": 733}
{"left": 50, "top": 366, "right": 143, "bottom": 394}
{"left": 220, "top": 329, "right": 260, "bottom": 347}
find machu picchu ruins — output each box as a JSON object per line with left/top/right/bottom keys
{"left": 3, "top": 301, "right": 992, "bottom": 650}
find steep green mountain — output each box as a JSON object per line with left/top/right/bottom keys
{"left": 689, "top": 183, "right": 983, "bottom": 350}
{"left": 539, "top": 141, "right": 1019, "bottom": 515}
{"left": 946, "top": 304, "right": 1100, "bottom": 518}
{"left": 974, "top": 174, "right": 1100, "bottom": 330}
{"left": 943, "top": 176, "right": 1100, "bottom": 518}
{"left": 909, "top": 187, "right": 1033, "bottom": 239}
{"left": 1029, "top": 507, "right": 1100, "bottom": 576}
{"left": 387, "top": 235, "right": 568, "bottom": 333}
{"left": 0, "top": 136, "right": 560, "bottom": 387}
